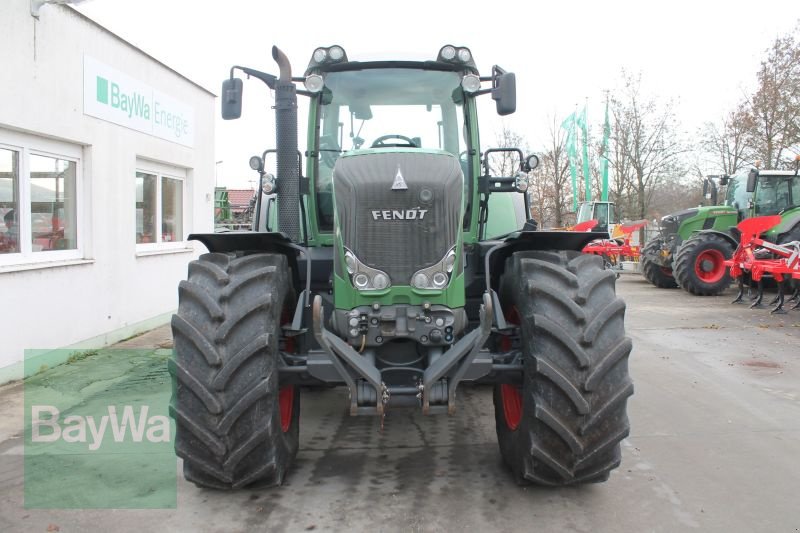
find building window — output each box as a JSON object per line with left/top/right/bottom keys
{"left": 136, "top": 164, "right": 185, "bottom": 248}
{"left": 0, "top": 130, "right": 83, "bottom": 266}
{"left": 30, "top": 154, "right": 78, "bottom": 252}
{"left": 0, "top": 148, "right": 20, "bottom": 254}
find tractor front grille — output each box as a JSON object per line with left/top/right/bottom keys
{"left": 333, "top": 151, "right": 463, "bottom": 285}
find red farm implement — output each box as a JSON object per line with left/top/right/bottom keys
{"left": 579, "top": 219, "right": 648, "bottom": 266}
{"left": 725, "top": 216, "right": 800, "bottom": 314}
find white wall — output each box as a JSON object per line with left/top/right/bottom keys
{"left": 0, "top": 0, "right": 215, "bottom": 379}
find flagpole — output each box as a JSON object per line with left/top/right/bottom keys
{"left": 601, "top": 91, "right": 610, "bottom": 201}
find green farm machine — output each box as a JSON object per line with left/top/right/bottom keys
{"left": 641, "top": 168, "right": 800, "bottom": 295}
{"left": 169, "top": 45, "right": 633, "bottom": 489}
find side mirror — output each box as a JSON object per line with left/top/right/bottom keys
{"left": 350, "top": 103, "right": 373, "bottom": 121}
{"left": 524, "top": 154, "right": 540, "bottom": 172}
{"left": 746, "top": 169, "right": 758, "bottom": 193}
{"left": 492, "top": 72, "right": 516, "bottom": 116}
{"left": 719, "top": 175, "right": 729, "bottom": 186}
{"left": 221, "top": 78, "right": 243, "bottom": 120}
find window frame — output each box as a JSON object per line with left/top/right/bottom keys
{"left": 135, "top": 160, "right": 186, "bottom": 253}
{"left": 0, "top": 131, "right": 84, "bottom": 267}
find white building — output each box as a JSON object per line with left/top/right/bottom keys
{"left": 0, "top": 0, "right": 215, "bottom": 381}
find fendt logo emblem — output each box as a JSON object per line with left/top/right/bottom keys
{"left": 392, "top": 166, "right": 408, "bottom": 190}
{"left": 371, "top": 208, "right": 428, "bottom": 221}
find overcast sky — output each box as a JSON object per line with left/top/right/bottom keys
{"left": 75, "top": 0, "right": 799, "bottom": 189}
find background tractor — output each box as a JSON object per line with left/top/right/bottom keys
{"left": 169, "top": 45, "right": 633, "bottom": 489}
{"left": 576, "top": 200, "right": 617, "bottom": 236}
{"left": 641, "top": 167, "right": 800, "bottom": 295}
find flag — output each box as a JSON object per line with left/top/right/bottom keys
{"left": 561, "top": 112, "right": 579, "bottom": 211}
{"left": 600, "top": 98, "right": 610, "bottom": 201}
{"left": 577, "top": 105, "right": 592, "bottom": 202}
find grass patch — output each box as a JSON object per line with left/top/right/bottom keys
{"left": 66, "top": 349, "right": 100, "bottom": 364}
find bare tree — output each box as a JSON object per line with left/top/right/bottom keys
{"left": 533, "top": 115, "right": 571, "bottom": 226}
{"left": 608, "top": 107, "right": 636, "bottom": 219}
{"left": 745, "top": 27, "right": 800, "bottom": 168}
{"left": 609, "top": 71, "right": 687, "bottom": 223}
{"left": 701, "top": 103, "right": 755, "bottom": 175}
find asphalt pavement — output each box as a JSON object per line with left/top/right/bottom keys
{"left": 0, "top": 273, "right": 798, "bottom": 532}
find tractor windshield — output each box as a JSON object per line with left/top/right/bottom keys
{"left": 315, "top": 68, "right": 467, "bottom": 231}
{"left": 576, "top": 202, "right": 593, "bottom": 224}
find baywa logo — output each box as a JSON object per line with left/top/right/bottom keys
{"left": 96, "top": 75, "right": 150, "bottom": 120}
{"left": 95, "top": 75, "right": 189, "bottom": 138}
{"left": 32, "top": 405, "right": 170, "bottom": 451}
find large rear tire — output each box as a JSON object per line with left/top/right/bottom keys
{"left": 170, "top": 252, "right": 299, "bottom": 489}
{"left": 673, "top": 233, "right": 734, "bottom": 295}
{"left": 641, "top": 238, "right": 678, "bottom": 288}
{"left": 493, "top": 251, "right": 633, "bottom": 485}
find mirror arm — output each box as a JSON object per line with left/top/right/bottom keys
{"left": 232, "top": 65, "right": 278, "bottom": 90}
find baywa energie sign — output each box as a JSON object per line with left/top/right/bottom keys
{"left": 83, "top": 56, "right": 195, "bottom": 147}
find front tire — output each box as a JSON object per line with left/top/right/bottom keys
{"left": 170, "top": 252, "right": 299, "bottom": 490}
{"left": 673, "top": 233, "right": 734, "bottom": 295}
{"left": 641, "top": 238, "right": 678, "bottom": 288}
{"left": 493, "top": 251, "right": 633, "bottom": 485}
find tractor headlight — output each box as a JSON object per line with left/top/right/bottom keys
{"left": 413, "top": 272, "right": 429, "bottom": 288}
{"left": 432, "top": 272, "right": 448, "bottom": 288}
{"left": 313, "top": 48, "right": 327, "bottom": 63}
{"left": 461, "top": 74, "right": 481, "bottom": 93}
{"left": 410, "top": 246, "right": 458, "bottom": 289}
{"left": 344, "top": 250, "right": 357, "bottom": 274}
{"left": 515, "top": 171, "right": 529, "bottom": 193}
{"left": 440, "top": 45, "right": 456, "bottom": 61}
{"left": 343, "top": 247, "right": 391, "bottom": 291}
{"left": 437, "top": 45, "right": 475, "bottom": 67}
{"left": 353, "top": 273, "right": 369, "bottom": 289}
{"left": 262, "top": 173, "right": 276, "bottom": 195}
{"left": 328, "top": 46, "right": 345, "bottom": 61}
{"left": 372, "top": 273, "right": 389, "bottom": 290}
{"left": 307, "top": 45, "right": 349, "bottom": 73}
{"left": 444, "top": 248, "right": 456, "bottom": 273}
{"left": 304, "top": 74, "right": 324, "bottom": 93}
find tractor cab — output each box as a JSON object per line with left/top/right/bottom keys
{"left": 577, "top": 201, "right": 616, "bottom": 234}
{"left": 725, "top": 167, "right": 800, "bottom": 231}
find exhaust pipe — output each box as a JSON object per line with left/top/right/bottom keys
{"left": 272, "top": 46, "right": 300, "bottom": 242}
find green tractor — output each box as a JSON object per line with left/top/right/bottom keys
{"left": 169, "top": 45, "right": 633, "bottom": 489}
{"left": 641, "top": 168, "right": 800, "bottom": 294}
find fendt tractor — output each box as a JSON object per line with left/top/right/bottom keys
{"left": 169, "top": 45, "right": 633, "bottom": 489}
{"left": 641, "top": 167, "right": 800, "bottom": 295}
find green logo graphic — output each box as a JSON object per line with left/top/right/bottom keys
{"left": 96, "top": 76, "right": 109, "bottom": 104}
{"left": 24, "top": 348, "right": 176, "bottom": 509}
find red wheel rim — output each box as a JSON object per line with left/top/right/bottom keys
{"left": 500, "top": 306, "right": 522, "bottom": 430}
{"left": 279, "top": 386, "right": 294, "bottom": 433}
{"left": 694, "top": 249, "right": 726, "bottom": 283}
{"left": 660, "top": 267, "right": 674, "bottom": 277}
{"left": 500, "top": 384, "right": 522, "bottom": 430}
